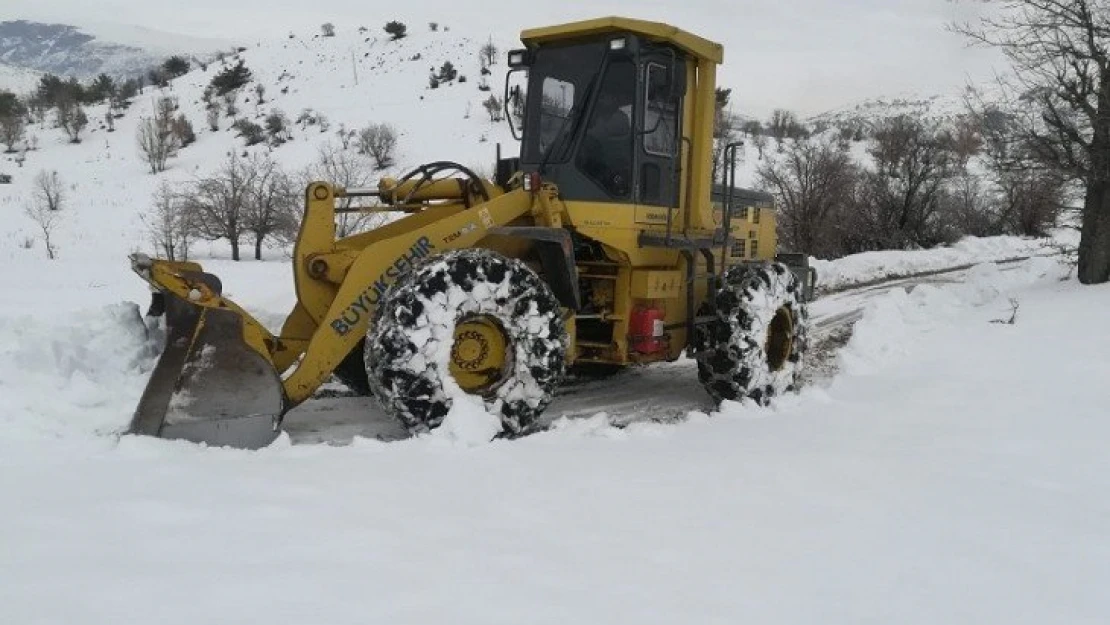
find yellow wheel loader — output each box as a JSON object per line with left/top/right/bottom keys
{"left": 128, "top": 16, "right": 816, "bottom": 448}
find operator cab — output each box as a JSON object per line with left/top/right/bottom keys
{"left": 506, "top": 34, "right": 685, "bottom": 207}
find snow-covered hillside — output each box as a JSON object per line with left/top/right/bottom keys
{"left": 807, "top": 91, "right": 973, "bottom": 131}
{"left": 0, "top": 59, "right": 40, "bottom": 93}
{"left": 0, "top": 23, "right": 518, "bottom": 264}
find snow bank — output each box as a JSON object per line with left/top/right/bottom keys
{"left": 0, "top": 302, "right": 154, "bottom": 443}
{"left": 836, "top": 256, "right": 1064, "bottom": 376}
{"left": 811, "top": 234, "right": 1057, "bottom": 293}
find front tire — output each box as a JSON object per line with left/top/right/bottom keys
{"left": 365, "top": 249, "right": 568, "bottom": 435}
{"left": 696, "top": 262, "right": 809, "bottom": 406}
{"left": 333, "top": 338, "right": 372, "bottom": 395}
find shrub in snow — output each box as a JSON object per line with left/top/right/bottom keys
{"left": 172, "top": 114, "right": 196, "bottom": 147}
{"left": 265, "top": 110, "right": 291, "bottom": 145}
{"left": 223, "top": 93, "right": 239, "bottom": 118}
{"left": 357, "top": 123, "right": 397, "bottom": 170}
{"left": 210, "top": 60, "right": 253, "bottom": 96}
{"left": 0, "top": 91, "right": 26, "bottom": 152}
{"left": 55, "top": 98, "right": 88, "bottom": 143}
{"left": 384, "top": 21, "right": 407, "bottom": 40}
{"left": 437, "top": 61, "right": 458, "bottom": 82}
{"left": 482, "top": 95, "right": 503, "bottom": 122}
{"left": 162, "top": 56, "right": 190, "bottom": 79}
{"left": 232, "top": 119, "right": 265, "bottom": 146}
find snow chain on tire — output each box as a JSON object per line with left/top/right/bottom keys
{"left": 365, "top": 249, "right": 568, "bottom": 435}
{"left": 696, "top": 261, "right": 809, "bottom": 406}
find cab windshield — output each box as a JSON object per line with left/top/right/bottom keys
{"left": 521, "top": 41, "right": 607, "bottom": 164}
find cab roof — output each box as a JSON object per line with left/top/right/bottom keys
{"left": 519, "top": 16, "right": 723, "bottom": 64}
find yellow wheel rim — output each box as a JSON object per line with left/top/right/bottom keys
{"left": 449, "top": 315, "right": 510, "bottom": 394}
{"left": 765, "top": 307, "right": 794, "bottom": 372}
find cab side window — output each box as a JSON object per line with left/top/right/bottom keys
{"left": 643, "top": 63, "right": 678, "bottom": 156}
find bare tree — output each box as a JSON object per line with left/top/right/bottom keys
{"left": 207, "top": 105, "right": 220, "bottom": 131}
{"left": 758, "top": 137, "right": 858, "bottom": 257}
{"left": 479, "top": 37, "right": 498, "bottom": 68}
{"left": 976, "top": 106, "right": 1067, "bottom": 237}
{"left": 24, "top": 200, "right": 60, "bottom": 259}
{"left": 954, "top": 0, "right": 1110, "bottom": 283}
{"left": 321, "top": 23, "right": 336, "bottom": 37}
{"left": 137, "top": 98, "right": 181, "bottom": 174}
{"left": 752, "top": 132, "right": 768, "bottom": 160}
{"left": 357, "top": 123, "right": 398, "bottom": 169}
{"left": 854, "top": 116, "right": 956, "bottom": 249}
{"left": 25, "top": 170, "right": 65, "bottom": 259}
{"left": 336, "top": 123, "right": 356, "bottom": 150}
{"left": 242, "top": 156, "right": 297, "bottom": 259}
{"left": 33, "top": 169, "right": 65, "bottom": 212}
{"left": 141, "top": 181, "right": 194, "bottom": 261}
{"left": 301, "top": 142, "right": 388, "bottom": 238}
{"left": 223, "top": 92, "right": 238, "bottom": 118}
{"left": 186, "top": 153, "right": 256, "bottom": 261}
{"left": 55, "top": 95, "right": 88, "bottom": 143}
{"left": 767, "top": 109, "right": 794, "bottom": 142}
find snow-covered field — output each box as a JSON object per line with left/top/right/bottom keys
{"left": 3, "top": 240, "right": 1108, "bottom": 623}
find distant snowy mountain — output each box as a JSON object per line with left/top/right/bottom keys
{"left": 807, "top": 92, "right": 973, "bottom": 132}
{"left": 0, "top": 20, "right": 227, "bottom": 83}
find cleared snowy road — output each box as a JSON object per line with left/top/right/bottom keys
{"left": 282, "top": 259, "right": 1024, "bottom": 445}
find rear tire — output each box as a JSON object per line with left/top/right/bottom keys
{"left": 695, "top": 262, "right": 808, "bottom": 406}
{"left": 365, "top": 249, "right": 567, "bottom": 435}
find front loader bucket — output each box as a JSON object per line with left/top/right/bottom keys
{"left": 130, "top": 290, "right": 284, "bottom": 449}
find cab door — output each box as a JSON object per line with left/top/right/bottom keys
{"left": 636, "top": 57, "right": 683, "bottom": 210}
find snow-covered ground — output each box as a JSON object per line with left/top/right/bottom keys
{"left": 2, "top": 252, "right": 1108, "bottom": 624}
{"left": 0, "top": 60, "right": 41, "bottom": 93}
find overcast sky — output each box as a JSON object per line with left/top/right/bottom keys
{"left": 2, "top": 0, "right": 1002, "bottom": 117}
